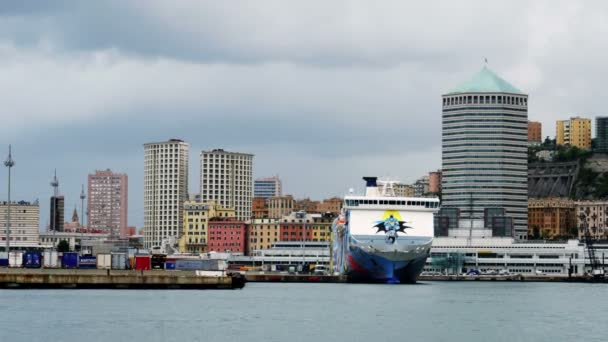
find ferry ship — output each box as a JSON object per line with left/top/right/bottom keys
{"left": 332, "top": 177, "right": 440, "bottom": 283}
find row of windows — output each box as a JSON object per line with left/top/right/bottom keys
{"left": 443, "top": 95, "right": 527, "bottom": 106}
{"left": 443, "top": 137, "right": 527, "bottom": 143}
{"left": 444, "top": 178, "right": 527, "bottom": 183}
{"left": 443, "top": 196, "right": 528, "bottom": 202}
{"left": 444, "top": 168, "right": 526, "bottom": 173}
{"left": 443, "top": 161, "right": 527, "bottom": 166}
{"left": 443, "top": 118, "right": 527, "bottom": 125}
{"left": 345, "top": 199, "right": 439, "bottom": 208}
{"left": 443, "top": 131, "right": 527, "bottom": 137}
{"left": 443, "top": 143, "right": 527, "bottom": 149}
{"left": 443, "top": 155, "right": 528, "bottom": 160}
{"left": 443, "top": 124, "right": 527, "bottom": 131}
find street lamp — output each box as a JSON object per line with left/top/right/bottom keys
{"left": 80, "top": 184, "right": 86, "bottom": 253}
{"left": 4, "top": 145, "right": 15, "bottom": 255}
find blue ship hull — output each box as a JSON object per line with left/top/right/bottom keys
{"left": 345, "top": 244, "right": 428, "bottom": 284}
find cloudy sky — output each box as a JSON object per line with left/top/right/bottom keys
{"left": 0, "top": 1, "right": 606, "bottom": 229}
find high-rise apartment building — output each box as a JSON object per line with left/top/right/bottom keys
{"left": 200, "top": 149, "right": 253, "bottom": 221}
{"left": 441, "top": 66, "right": 528, "bottom": 239}
{"left": 49, "top": 196, "right": 64, "bottom": 232}
{"left": 1, "top": 200, "right": 40, "bottom": 247}
{"left": 528, "top": 121, "right": 542, "bottom": 144}
{"left": 254, "top": 176, "right": 282, "bottom": 198}
{"left": 556, "top": 117, "right": 591, "bottom": 149}
{"left": 88, "top": 169, "right": 128, "bottom": 237}
{"left": 595, "top": 117, "right": 608, "bottom": 153}
{"left": 143, "top": 139, "right": 189, "bottom": 249}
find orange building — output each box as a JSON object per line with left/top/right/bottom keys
{"left": 315, "top": 197, "right": 342, "bottom": 216}
{"left": 428, "top": 170, "right": 442, "bottom": 194}
{"left": 528, "top": 121, "right": 542, "bottom": 143}
{"left": 528, "top": 198, "right": 576, "bottom": 239}
{"left": 252, "top": 197, "right": 269, "bottom": 219}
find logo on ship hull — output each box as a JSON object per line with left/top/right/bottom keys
{"left": 373, "top": 210, "right": 411, "bottom": 244}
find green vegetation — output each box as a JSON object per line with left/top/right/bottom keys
{"left": 57, "top": 240, "right": 70, "bottom": 252}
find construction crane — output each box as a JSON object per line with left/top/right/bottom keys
{"left": 583, "top": 224, "right": 605, "bottom": 280}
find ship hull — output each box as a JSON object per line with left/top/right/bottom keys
{"left": 332, "top": 228, "right": 432, "bottom": 284}
{"left": 344, "top": 239, "right": 430, "bottom": 283}
{"left": 346, "top": 250, "right": 428, "bottom": 284}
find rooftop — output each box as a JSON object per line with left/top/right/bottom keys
{"left": 446, "top": 66, "right": 524, "bottom": 95}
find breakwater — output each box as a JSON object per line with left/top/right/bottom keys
{"left": 0, "top": 269, "right": 245, "bottom": 289}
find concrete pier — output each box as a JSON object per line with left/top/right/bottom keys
{"left": 245, "top": 273, "right": 347, "bottom": 283}
{"left": 0, "top": 269, "right": 245, "bottom": 289}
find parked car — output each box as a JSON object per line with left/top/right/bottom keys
{"left": 466, "top": 269, "right": 481, "bottom": 276}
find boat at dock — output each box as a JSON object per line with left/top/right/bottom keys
{"left": 332, "top": 177, "right": 439, "bottom": 283}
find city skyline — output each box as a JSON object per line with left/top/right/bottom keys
{"left": 2, "top": 2, "right": 608, "bottom": 230}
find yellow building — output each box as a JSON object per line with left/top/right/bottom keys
{"left": 178, "top": 201, "right": 235, "bottom": 253}
{"left": 248, "top": 218, "right": 281, "bottom": 254}
{"left": 556, "top": 117, "right": 591, "bottom": 149}
{"left": 310, "top": 216, "right": 333, "bottom": 242}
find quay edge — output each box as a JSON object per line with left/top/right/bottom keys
{"left": 0, "top": 269, "right": 245, "bottom": 289}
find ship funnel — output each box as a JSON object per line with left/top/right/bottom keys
{"left": 363, "top": 177, "right": 379, "bottom": 197}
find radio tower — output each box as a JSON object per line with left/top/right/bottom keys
{"left": 50, "top": 170, "right": 59, "bottom": 232}
{"left": 80, "top": 184, "right": 86, "bottom": 230}
{"left": 51, "top": 170, "right": 59, "bottom": 197}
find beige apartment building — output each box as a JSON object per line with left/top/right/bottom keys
{"left": 248, "top": 218, "right": 281, "bottom": 254}
{"left": 268, "top": 195, "right": 295, "bottom": 219}
{"left": 575, "top": 200, "right": 608, "bottom": 239}
{"left": 179, "top": 201, "right": 235, "bottom": 254}
{"left": 0, "top": 200, "right": 40, "bottom": 248}
{"left": 143, "top": 139, "right": 189, "bottom": 249}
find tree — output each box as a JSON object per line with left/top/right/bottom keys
{"left": 57, "top": 240, "right": 70, "bottom": 252}
{"left": 532, "top": 226, "right": 540, "bottom": 240}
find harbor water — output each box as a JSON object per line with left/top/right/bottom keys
{"left": 0, "top": 282, "right": 606, "bottom": 342}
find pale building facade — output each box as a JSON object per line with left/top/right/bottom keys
{"left": 143, "top": 139, "right": 189, "bottom": 249}
{"left": 268, "top": 195, "right": 295, "bottom": 219}
{"left": 200, "top": 149, "right": 253, "bottom": 221}
{"left": 575, "top": 200, "right": 608, "bottom": 239}
{"left": 0, "top": 201, "right": 40, "bottom": 248}
{"left": 178, "top": 201, "right": 235, "bottom": 254}
{"left": 248, "top": 218, "right": 281, "bottom": 254}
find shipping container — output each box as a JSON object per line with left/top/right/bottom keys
{"left": 134, "top": 255, "right": 151, "bottom": 271}
{"left": 43, "top": 251, "right": 59, "bottom": 268}
{"left": 195, "top": 270, "right": 226, "bottom": 277}
{"left": 78, "top": 255, "right": 97, "bottom": 269}
{"left": 111, "top": 253, "right": 128, "bottom": 270}
{"left": 151, "top": 254, "right": 166, "bottom": 269}
{"left": 22, "top": 251, "right": 43, "bottom": 268}
{"left": 0, "top": 252, "right": 8, "bottom": 267}
{"left": 165, "top": 258, "right": 176, "bottom": 270}
{"left": 9, "top": 252, "right": 23, "bottom": 268}
{"left": 96, "top": 254, "right": 112, "bottom": 269}
{"left": 174, "top": 259, "right": 227, "bottom": 271}
{"left": 61, "top": 252, "right": 79, "bottom": 269}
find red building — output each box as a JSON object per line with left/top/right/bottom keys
{"left": 208, "top": 220, "right": 247, "bottom": 254}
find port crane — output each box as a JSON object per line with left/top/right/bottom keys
{"left": 582, "top": 217, "right": 605, "bottom": 280}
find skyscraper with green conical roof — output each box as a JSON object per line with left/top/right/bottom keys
{"left": 441, "top": 66, "right": 528, "bottom": 240}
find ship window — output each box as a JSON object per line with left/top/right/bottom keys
{"left": 407, "top": 201, "right": 412, "bottom": 205}
{"left": 389, "top": 200, "right": 396, "bottom": 205}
